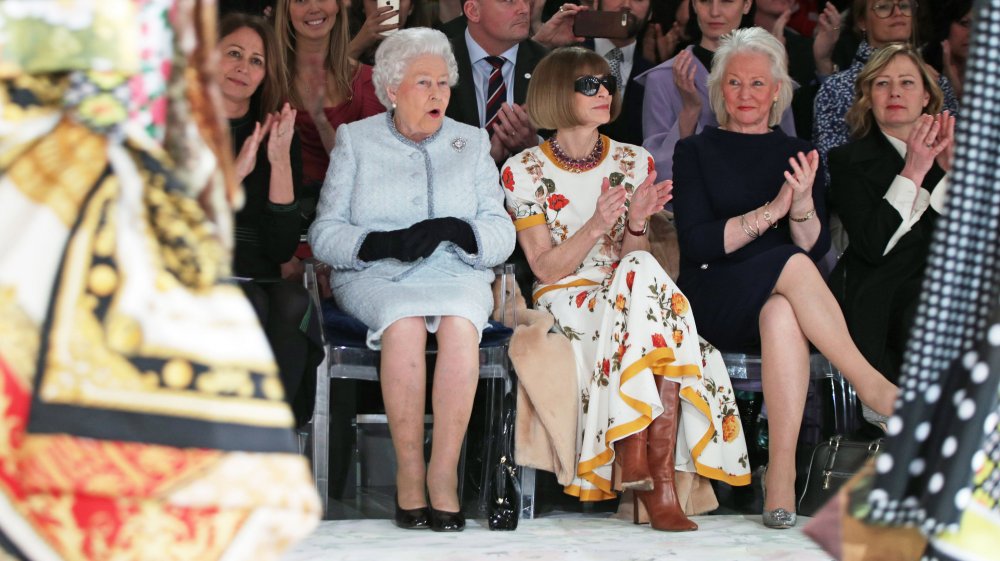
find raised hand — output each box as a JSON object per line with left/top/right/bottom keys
{"left": 588, "top": 177, "right": 628, "bottom": 233}
{"left": 933, "top": 110, "right": 956, "bottom": 172}
{"left": 347, "top": 5, "right": 398, "bottom": 60}
{"left": 266, "top": 102, "right": 297, "bottom": 166}
{"left": 235, "top": 120, "right": 266, "bottom": 183}
{"left": 902, "top": 114, "right": 949, "bottom": 186}
{"left": 772, "top": 150, "right": 819, "bottom": 219}
{"left": 673, "top": 49, "right": 701, "bottom": 112}
{"left": 532, "top": 3, "right": 587, "bottom": 49}
{"left": 770, "top": 9, "right": 791, "bottom": 45}
{"left": 627, "top": 170, "right": 673, "bottom": 224}
{"left": 812, "top": 2, "right": 842, "bottom": 76}
{"left": 493, "top": 103, "right": 538, "bottom": 155}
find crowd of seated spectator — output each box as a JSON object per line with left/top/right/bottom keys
{"left": 218, "top": 0, "right": 964, "bottom": 533}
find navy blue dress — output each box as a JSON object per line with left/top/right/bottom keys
{"left": 672, "top": 126, "right": 830, "bottom": 352}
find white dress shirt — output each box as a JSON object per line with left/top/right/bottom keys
{"left": 881, "top": 131, "right": 949, "bottom": 255}
{"left": 465, "top": 29, "right": 519, "bottom": 128}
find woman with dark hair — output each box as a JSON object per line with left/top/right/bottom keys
{"left": 921, "top": 0, "right": 972, "bottom": 101}
{"left": 636, "top": 0, "right": 796, "bottom": 180}
{"left": 504, "top": 46, "right": 751, "bottom": 532}
{"left": 218, "top": 12, "right": 324, "bottom": 426}
{"left": 828, "top": 44, "right": 954, "bottom": 385}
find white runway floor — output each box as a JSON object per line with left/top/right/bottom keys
{"left": 283, "top": 514, "right": 832, "bottom": 561}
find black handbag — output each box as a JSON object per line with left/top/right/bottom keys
{"left": 798, "top": 435, "right": 883, "bottom": 516}
{"left": 487, "top": 403, "right": 520, "bottom": 531}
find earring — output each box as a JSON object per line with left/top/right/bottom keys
{"left": 392, "top": 102, "right": 397, "bottom": 109}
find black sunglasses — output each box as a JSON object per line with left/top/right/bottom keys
{"left": 574, "top": 75, "right": 617, "bottom": 96}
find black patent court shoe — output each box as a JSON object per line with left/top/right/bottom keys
{"left": 429, "top": 506, "right": 466, "bottom": 532}
{"left": 393, "top": 497, "right": 430, "bottom": 530}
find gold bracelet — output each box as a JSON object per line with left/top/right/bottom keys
{"left": 740, "top": 213, "right": 758, "bottom": 239}
{"left": 790, "top": 209, "right": 816, "bottom": 222}
{"left": 752, "top": 210, "right": 761, "bottom": 237}
{"left": 762, "top": 201, "right": 778, "bottom": 229}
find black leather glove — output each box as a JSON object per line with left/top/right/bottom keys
{"left": 411, "top": 217, "right": 478, "bottom": 254}
{"left": 358, "top": 226, "right": 439, "bottom": 263}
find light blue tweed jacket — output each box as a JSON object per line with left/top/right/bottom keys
{"left": 308, "top": 112, "right": 515, "bottom": 294}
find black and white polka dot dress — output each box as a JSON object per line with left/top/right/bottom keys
{"left": 861, "top": 0, "right": 1000, "bottom": 557}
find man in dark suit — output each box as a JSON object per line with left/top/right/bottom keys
{"left": 582, "top": 0, "right": 655, "bottom": 146}
{"left": 447, "top": 0, "right": 582, "bottom": 163}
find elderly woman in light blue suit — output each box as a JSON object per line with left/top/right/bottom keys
{"left": 308, "top": 27, "right": 515, "bottom": 532}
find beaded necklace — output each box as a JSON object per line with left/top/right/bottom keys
{"left": 548, "top": 133, "right": 604, "bottom": 173}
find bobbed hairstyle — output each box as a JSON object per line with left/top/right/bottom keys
{"left": 218, "top": 12, "right": 287, "bottom": 121}
{"left": 845, "top": 43, "right": 943, "bottom": 138}
{"left": 526, "top": 47, "right": 623, "bottom": 130}
{"left": 372, "top": 27, "right": 459, "bottom": 110}
{"left": 707, "top": 27, "right": 793, "bottom": 128}
{"left": 274, "top": 0, "right": 354, "bottom": 110}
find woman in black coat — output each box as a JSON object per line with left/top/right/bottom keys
{"left": 828, "top": 44, "right": 955, "bottom": 385}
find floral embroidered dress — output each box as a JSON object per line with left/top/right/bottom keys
{"left": 502, "top": 137, "right": 751, "bottom": 501}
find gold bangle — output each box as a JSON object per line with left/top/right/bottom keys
{"left": 790, "top": 209, "right": 816, "bottom": 222}
{"left": 740, "top": 213, "right": 758, "bottom": 239}
{"left": 762, "top": 201, "right": 778, "bottom": 229}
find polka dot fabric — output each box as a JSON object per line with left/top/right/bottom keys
{"left": 862, "top": 0, "right": 1000, "bottom": 548}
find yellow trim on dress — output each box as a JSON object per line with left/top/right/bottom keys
{"left": 681, "top": 385, "right": 752, "bottom": 486}
{"left": 532, "top": 279, "right": 601, "bottom": 302}
{"left": 513, "top": 214, "right": 547, "bottom": 232}
{"left": 539, "top": 135, "right": 613, "bottom": 173}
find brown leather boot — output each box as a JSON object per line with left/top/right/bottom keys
{"left": 635, "top": 376, "right": 698, "bottom": 531}
{"left": 615, "top": 429, "right": 653, "bottom": 491}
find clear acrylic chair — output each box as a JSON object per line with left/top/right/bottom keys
{"left": 303, "top": 262, "right": 525, "bottom": 519}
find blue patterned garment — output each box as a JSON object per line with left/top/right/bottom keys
{"left": 812, "top": 41, "right": 959, "bottom": 185}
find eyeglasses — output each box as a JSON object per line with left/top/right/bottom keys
{"left": 574, "top": 75, "right": 617, "bottom": 96}
{"left": 871, "top": 0, "right": 916, "bottom": 19}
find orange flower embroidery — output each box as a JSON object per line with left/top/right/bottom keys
{"left": 670, "top": 292, "right": 689, "bottom": 316}
{"left": 722, "top": 414, "right": 741, "bottom": 442}
{"left": 647, "top": 156, "right": 654, "bottom": 175}
{"left": 614, "top": 294, "right": 626, "bottom": 311}
{"left": 588, "top": 297, "right": 597, "bottom": 312}
{"left": 576, "top": 291, "right": 588, "bottom": 308}
{"left": 547, "top": 193, "right": 569, "bottom": 211}
{"left": 625, "top": 270, "right": 635, "bottom": 291}
{"left": 651, "top": 333, "right": 667, "bottom": 348}
{"left": 672, "top": 329, "right": 684, "bottom": 346}
{"left": 502, "top": 167, "right": 515, "bottom": 191}
{"left": 601, "top": 359, "right": 610, "bottom": 378}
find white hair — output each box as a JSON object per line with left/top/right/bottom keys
{"left": 372, "top": 27, "right": 459, "bottom": 109}
{"left": 707, "top": 27, "right": 794, "bottom": 128}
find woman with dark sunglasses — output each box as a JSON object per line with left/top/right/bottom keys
{"left": 502, "top": 47, "right": 751, "bottom": 532}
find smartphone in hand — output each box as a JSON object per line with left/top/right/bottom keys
{"left": 572, "top": 10, "right": 639, "bottom": 39}
{"left": 382, "top": 0, "right": 400, "bottom": 34}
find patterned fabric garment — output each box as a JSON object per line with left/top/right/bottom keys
{"left": 856, "top": 1, "right": 1000, "bottom": 559}
{"left": 502, "top": 138, "right": 751, "bottom": 501}
{"left": 812, "top": 40, "right": 960, "bottom": 185}
{"left": 0, "top": 2, "right": 320, "bottom": 560}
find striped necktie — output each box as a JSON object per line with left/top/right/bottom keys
{"left": 484, "top": 56, "right": 507, "bottom": 135}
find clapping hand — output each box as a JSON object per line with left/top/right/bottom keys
{"left": 932, "top": 110, "right": 956, "bottom": 172}
{"left": 813, "top": 2, "right": 842, "bottom": 76}
{"left": 627, "top": 170, "right": 673, "bottom": 225}
{"left": 589, "top": 178, "right": 628, "bottom": 233}
{"left": 901, "top": 113, "right": 952, "bottom": 185}
{"left": 492, "top": 103, "right": 538, "bottom": 156}
{"left": 773, "top": 150, "right": 819, "bottom": 219}
{"left": 266, "top": 102, "right": 297, "bottom": 166}
{"left": 234, "top": 117, "right": 272, "bottom": 183}
{"left": 672, "top": 49, "right": 701, "bottom": 112}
